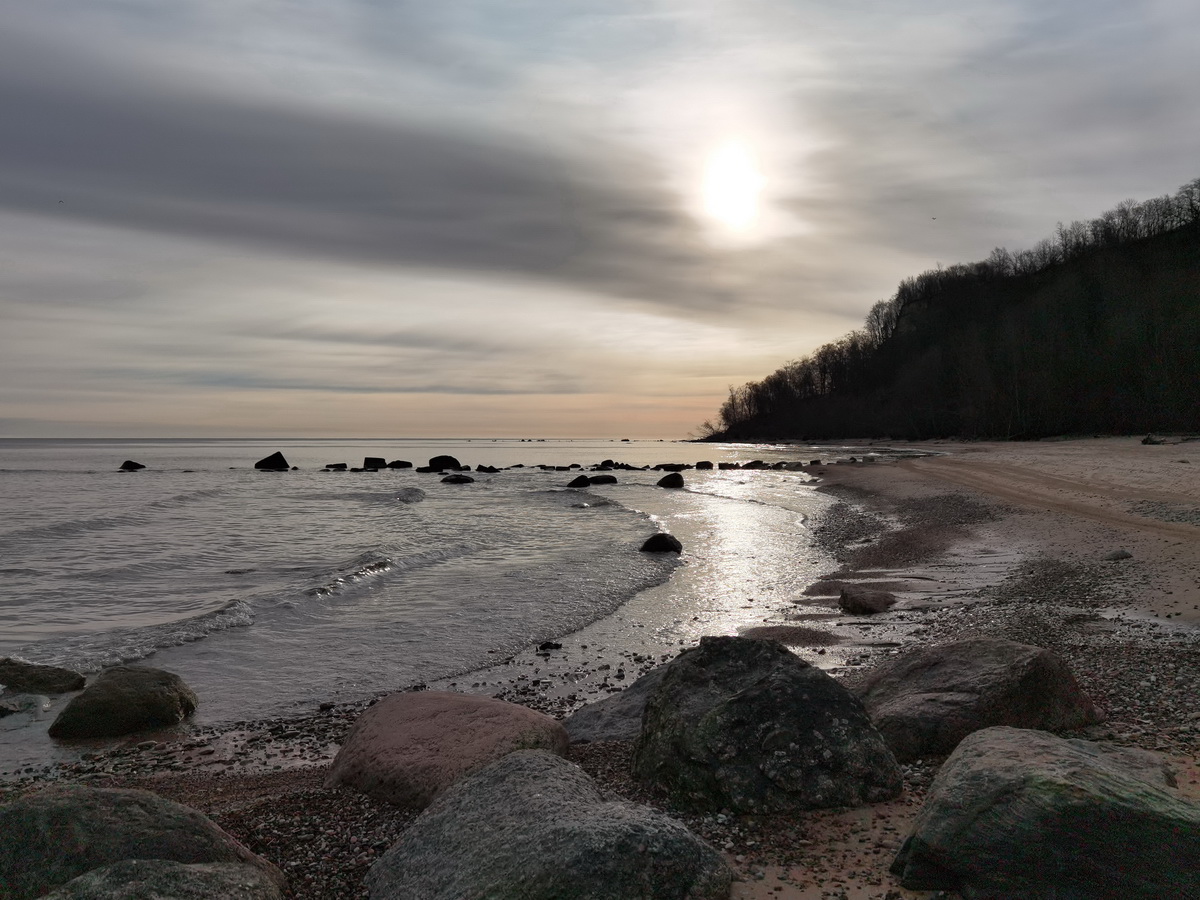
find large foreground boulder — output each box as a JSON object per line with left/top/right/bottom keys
{"left": 853, "top": 637, "right": 1101, "bottom": 762}
{"left": 633, "top": 636, "right": 900, "bottom": 812}
{"left": 892, "top": 726, "right": 1200, "bottom": 898}
{"left": 367, "top": 750, "right": 731, "bottom": 900}
{"left": 326, "top": 691, "right": 569, "bottom": 809}
{"left": 48, "top": 666, "right": 197, "bottom": 739}
{"left": 0, "top": 785, "right": 283, "bottom": 900}
{"left": 48, "top": 667, "right": 196, "bottom": 744}
{"left": 0, "top": 658, "right": 85, "bottom": 694}
{"left": 45, "top": 860, "right": 284, "bottom": 899}
{"left": 563, "top": 665, "right": 669, "bottom": 743}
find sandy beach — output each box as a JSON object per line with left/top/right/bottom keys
{"left": 4, "top": 436, "right": 1198, "bottom": 899}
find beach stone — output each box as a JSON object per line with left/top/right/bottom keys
{"left": 427, "top": 455, "right": 461, "bottom": 471}
{"left": 0, "top": 658, "right": 86, "bottom": 694}
{"left": 1105, "top": 548, "right": 1134, "bottom": 560}
{"left": 0, "top": 699, "right": 19, "bottom": 718}
{"left": 253, "top": 451, "right": 289, "bottom": 470}
{"left": 696, "top": 460, "right": 714, "bottom": 469}
{"left": 656, "top": 471, "right": 685, "bottom": 488}
{"left": 588, "top": 474, "right": 618, "bottom": 485}
{"left": 838, "top": 585, "right": 898, "bottom": 614}
{"left": 366, "top": 750, "right": 731, "bottom": 900}
{"left": 48, "top": 666, "right": 197, "bottom": 739}
{"left": 568, "top": 474, "right": 592, "bottom": 487}
{"left": 892, "top": 726, "right": 1200, "bottom": 898}
{"left": 326, "top": 690, "right": 569, "bottom": 809}
{"left": 440, "top": 473, "right": 474, "bottom": 484}
{"left": 633, "top": 636, "right": 901, "bottom": 812}
{"left": 853, "top": 637, "right": 1101, "bottom": 762}
{"left": 639, "top": 533, "right": 682, "bottom": 553}
{"left": 44, "top": 860, "right": 284, "bottom": 899}
{"left": 0, "top": 785, "right": 284, "bottom": 900}
{"left": 363, "top": 456, "right": 386, "bottom": 469}
{"left": 387, "top": 460, "right": 412, "bottom": 469}
{"left": 324, "top": 462, "right": 348, "bottom": 470}
{"left": 117, "top": 460, "right": 144, "bottom": 472}
{"left": 563, "top": 665, "right": 669, "bottom": 743}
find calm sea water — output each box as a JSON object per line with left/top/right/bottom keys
{"left": 0, "top": 437, "right": 892, "bottom": 774}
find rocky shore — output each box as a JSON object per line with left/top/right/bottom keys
{"left": 3, "top": 437, "right": 1198, "bottom": 899}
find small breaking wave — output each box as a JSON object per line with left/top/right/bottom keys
{"left": 9, "top": 599, "right": 255, "bottom": 674}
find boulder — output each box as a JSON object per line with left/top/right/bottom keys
{"left": 0, "top": 658, "right": 85, "bottom": 694}
{"left": 0, "top": 699, "right": 19, "bottom": 718}
{"left": 588, "top": 474, "right": 618, "bottom": 485}
{"left": 48, "top": 666, "right": 197, "bottom": 739}
{"left": 363, "top": 456, "right": 386, "bottom": 469}
{"left": 695, "top": 460, "right": 714, "bottom": 469}
{"left": 440, "top": 473, "right": 474, "bottom": 484}
{"left": 0, "top": 785, "right": 283, "bottom": 900}
{"left": 326, "top": 691, "right": 569, "bottom": 809}
{"left": 838, "top": 585, "right": 897, "bottom": 614}
{"left": 45, "top": 860, "right": 284, "bottom": 899}
{"left": 633, "top": 636, "right": 900, "bottom": 812}
{"left": 853, "top": 637, "right": 1101, "bottom": 762}
{"left": 366, "top": 750, "right": 731, "bottom": 900}
{"left": 387, "top": 460, "right": 413, "bottom": 469}
{"left": 568, "top": 475, "right": 592, "bottom": 488}
{"left": 253, "top": 451, "right": 289, "bottom": 470}
{"left": 656, "top": 472, "right": 685, "bottom": 488}
{"left": 891, "top": 727, "right": 1200, "bottom": 898}
{"left": 563, "top": 665, "right": 669, "bottom": 743}
{"left": 324, "top": 462, "right": 348, "bottom": 470}
{"left": 639, "top": 533, "right": 682, "bottom": 553}
{"left": 117, "top": 460, "right": 144, "bottom": 472}
{"left": 427, "top": 455, "right": 461, "bottom": 471}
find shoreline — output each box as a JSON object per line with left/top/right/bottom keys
{"left": 4, "top": 436, "right": 1199, "bottom": 899}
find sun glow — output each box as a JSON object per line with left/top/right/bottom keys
{"left": 702, "top": 142, "right": 765, "bottom": 233}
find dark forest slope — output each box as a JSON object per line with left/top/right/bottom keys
{"left": 708, "top": 179, "right": 1200, "bottom": 440}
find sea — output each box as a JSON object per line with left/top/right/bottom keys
{"left": 0, "top": 437, "right": 900, "bottom": 776}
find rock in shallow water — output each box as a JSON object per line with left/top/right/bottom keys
{"left": 326, "top": 690, "right": 569, "bottom": 809}
{"left": 892, "top": 726, "right": 1200, "bottom": 899}
{"left": 367, "top": 749, "right": 731, "bottom": 900}
{"left": 0, "top": 658, "right": 85, "bottom": 694}
{"left": 0, "top": 785, "right": 284, "bottom": 900}
{"left": 633, "top": 636, "right": 901, "bottom": 812}
{"left": 48, "top": 665, "right": 197, "bottom": 739}
{"left": 639, "top": 533, "right": 682, "bottom": 553}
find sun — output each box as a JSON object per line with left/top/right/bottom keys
{"left": 701, "top": 142, "right": 764, "bottom": 233}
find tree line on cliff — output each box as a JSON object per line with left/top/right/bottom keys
{"left": 704, "top": 177, "right": 1200, "bottom": 440}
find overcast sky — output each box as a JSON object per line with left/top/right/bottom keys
{"left": 2, "top": 0, "right": 1197, "bottom": 438}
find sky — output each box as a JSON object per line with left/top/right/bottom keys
{"left": 2, "top": 1, "right": 1198, "bottom": 438}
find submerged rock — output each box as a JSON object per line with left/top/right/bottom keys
{"left": 440, "top": 473, "right": 474, "bottom": 484}
{"left": 326, "top": 691, "right": 569, "bottom": 809}
{"left": 892, "top": 726, "right": 1200, "bottom": 898}
{"left": 366, "top": 750, "right": 731, "bottom": 900}
{"left": 633, "top": 636, "right": 900, "bottom": 812}
{"left": 48, "top": 666, "right": 197, "bottom": 739}
{"left": 853, "top": 637, "right": 1101, "bottom": 762}
{"left": 117, "top": 460, "right": 145, "bottom": 471}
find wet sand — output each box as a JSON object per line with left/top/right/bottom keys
{"left": 4, "top": 436, "right": 1198, "bottom": 899}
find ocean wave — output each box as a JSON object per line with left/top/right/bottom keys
{"left": 0, "top": 513, "right": 140, "bottom": 545}
{"left": 301, "top": 543, "right": 482, "bottom": 599}
{"left": 9, "top": 599, "right": 255, "bottom": 674}
{"left": 145, "top": 488, "right": 227, "bottom": 509}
